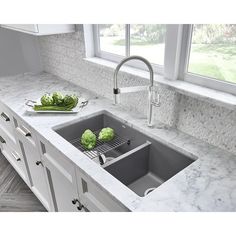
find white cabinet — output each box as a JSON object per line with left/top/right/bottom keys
{"left": 0, "top": 101, "right": 128, "bottom": 212}
{"left": 1, "top": 24, "right": 75, "bottom": 36}
{"left": 0, "top": 126, "right": 29, "bottom": 184}
{"left": 40, "top": 140, "right": 80, "bottom": 212}
{"left": 76, "top": 168, "right": 128, "bottom": 212}
{"left": 0, "top": 101, "right": 18, "bottom": 147}
{"left": 14, "top": 118, "right": 52, "bottom": 211}
{"left": 0, "top": 102, "right": 29, "bottom": 184}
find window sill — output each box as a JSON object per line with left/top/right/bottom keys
{"left": 84, "top": 57, "right": 236, "bottom": 110}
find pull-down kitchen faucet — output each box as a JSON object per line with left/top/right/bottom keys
{"left": 113, "top": 55, "right": 160, "bottom": 127}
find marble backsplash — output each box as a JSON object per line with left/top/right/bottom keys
{"left": 38, "top": 25, "right": 236, "bottom": 155}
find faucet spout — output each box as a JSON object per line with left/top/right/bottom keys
{"left": 113, "top": 55, "right": 160, "bottom": 127}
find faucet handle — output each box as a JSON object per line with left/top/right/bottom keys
{"left": 151, "top": 87, "right": 160, "bottom": 107}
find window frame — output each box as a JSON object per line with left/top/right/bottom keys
{"left": 89, "top": 24, "right": 236, "bottom": 96}
{"left": 180, "top": 24, "right": 236, "bottom": 96}
{"left": 93, "top": 24, "right": 164, "bottom": 75}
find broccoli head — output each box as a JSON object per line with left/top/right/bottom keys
{"left": 81, "top": 129, "right": 96, "bottom": 150}
{"left": 98, "top": 127, "right": 115, "bottom": 142}
{"left": 40, "top": 94, "right": 54, "bottom": 106}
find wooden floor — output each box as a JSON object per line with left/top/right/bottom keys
{"left": 0, "top": 152, "right": 46, "bottom": 212}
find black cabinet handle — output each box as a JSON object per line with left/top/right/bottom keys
{"left": 1, "top": 112, "right": 10, "bottom": 122}
{"left": 72, "top": 199, "right": 84, "bottom": 210}
{"left": 36, "top": 161, "right": 42, "bottom": 166}
{"left": 0, "top": 136, "right": 6, "bottom": 144}
{"left": 77, "top": 201, "right": 84, "bottom": 211}
{"left": 72, "top": 199, "right": 78, "bottom": 205}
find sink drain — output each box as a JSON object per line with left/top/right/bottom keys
{"left": 144, "top": 187, "right": 156, "bottom": 196}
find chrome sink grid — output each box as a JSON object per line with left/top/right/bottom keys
{"left": 69, "top": 129, "right": 130, "bottom": 159}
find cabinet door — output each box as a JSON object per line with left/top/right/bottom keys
{"left": 40, "top": 142, "right": 79, "bottom": 212}
{"left": 0, "top": 126, "right": 29, "bottom": 184}
{"left": 15, "top": 122, "right": 51, "bottom": 211}
{"left": 1, "top": 24, "right": 75, "bottom": 35}
{"left": 76, "top": 169, "right": 128, "bottom": 212}
{"left": 0, "top": 101, "right": 18, "bottom": 147}
{"left": 1, "top": 24, "right": 38, "bottom": 33}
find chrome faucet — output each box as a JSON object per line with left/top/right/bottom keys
{"left": 113, "top": 55, "right": 160, "bottom": 127}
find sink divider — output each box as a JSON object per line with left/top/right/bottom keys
{"left": 103, "top": 141, "right": 151, "bottom": 168}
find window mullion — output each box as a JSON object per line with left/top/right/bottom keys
{"left": 178, "top": 24, "right": 193, "bottom": 80}
{"left": 125, "top": 24, "right": 130, "bottom": 57}
{"left": 93, "top": 24, "right": 101, "bottom": 57}
{"left": 164, "top": 24, "right": 183, "bottom": 80}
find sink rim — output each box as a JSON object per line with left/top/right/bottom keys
{"left": 51, "top": 109, "right": 198, "bottom": 199}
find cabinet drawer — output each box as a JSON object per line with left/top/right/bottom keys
{"left": 0, "top": 102, "right": 17, "bottom": 144}
{"left": 0, "top": 123, "right": 18, "bottom": 151}
{"left": 76, "top": 170, "right": 128, "bottom": 212}
{"left": 14, "top": 117, "right": 36, "bottom": 146}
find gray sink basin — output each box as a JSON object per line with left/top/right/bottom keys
{"left": 54, "top": 111, "right": 195, "bottom": 197}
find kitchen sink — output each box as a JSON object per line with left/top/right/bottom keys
{"left": 54, "top": 111, "right": 195, "bottom": 197}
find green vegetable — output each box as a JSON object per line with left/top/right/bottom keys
{"left": 81, "top": 129, "right": 97, "bottom": 150}
{"left": 33, "top": 105, "right": 73, "bottom": 111}
{"left": 40, "top": 94, "right": 54, "bottom": 106}
{"left": 64, "top": 94, "right": 78, "bottom": 107}
{"left": 98, "top": 127, "right": 115, "bottom": 142}
{"left": 52, "top": 92, "right": 64, "bottom": 105}
{"left": 34, "top": 92, "right": 79, "bottom": 112}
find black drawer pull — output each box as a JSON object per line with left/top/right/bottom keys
{"left": 0, "top": 136, "right": 6, "bottom": 144}
{"left": 36, "top": 161, "right": 43, "bottom": 166}
{"left": 1, "top": 112, "right": 10, "bottom": 122}
{"left": 72, "top": 199, "right": 78, "bottom": 205}
{"left": 77, "top": 201, "right": 84, "bottom": 211}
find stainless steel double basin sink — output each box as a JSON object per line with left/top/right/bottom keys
{"left": 54, "top": 111, "right": 195, "bottom": 197}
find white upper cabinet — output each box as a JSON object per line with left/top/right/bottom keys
{"left": 1, "top": 24, "right": 75, "bottom": 35}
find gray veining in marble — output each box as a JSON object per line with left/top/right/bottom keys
{"left": 38, "top": 25, "right": 236, "bottom": 156}
{"left": 0, "top": 72, "right": 236, "bottom": 211}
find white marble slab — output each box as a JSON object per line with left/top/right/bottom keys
{"left": 0, "top": 72, "right": 236, "bottom": 211}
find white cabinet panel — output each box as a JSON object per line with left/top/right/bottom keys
{"left": 1, "top": 24, "right": 38, "bottom": 33}
{"left": 1, "top": 24, "right": 75, "bottom": 35}
{"left": 0, "top": 128, "right": 29, "bottom": 184}
{"left": 40, "top": 142, "right": 79, "bottom": 212}
{"left": 0, "top": 101, "right": 18, "bottom": 147}
{"left": 14, "top": 118, "right": 52, "bottom": 211}
{"left": 76, "top": 168, "right": 128, "bottom": 212}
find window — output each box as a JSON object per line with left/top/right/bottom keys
{"left": 182, "top": 24, "right": 236, "bottom": 95}
{"left": 94, "top": 24, "right": 166, "bottom": 74}
{"left": 130, "top": 25, "right": 166, "bottom": 65}
{"left": 188, "top": 24, "right": 236, "bottom": 84}
{"left": 88, "top": 24, "right": 236, "bottom": 96}
{"left": 99, "top": 24, "right": 126, "bottom": 56}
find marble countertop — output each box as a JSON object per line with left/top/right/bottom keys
{"left": 0, "top": 72, "right": 236, "bottom": 211}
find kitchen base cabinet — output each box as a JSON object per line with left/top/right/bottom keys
{"left": 14, "top": 118, "right": 52, "bottom": 211}
{"left": 40, "top": 141, "right": 80, "bottom": 212}
{"left": 0, "top": 135, "right": 29, "bottom": 184}
{"left": 76, "top": 169, "right": 128, "bottom": 212}
{"left": 0, "top": 101, "right": 17, "bottom": 143}
{"left": 0, "top": 105, "right": 29, "bottom": 184}
{"left": 0, "top": 101, "right": 128, "bottom": 212}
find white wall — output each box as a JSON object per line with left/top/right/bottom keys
{"left": 0, "top": 27, "right": 42, "bottom": 77}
